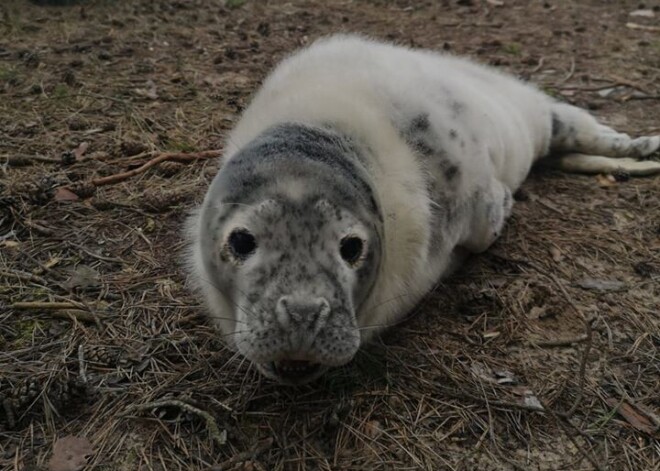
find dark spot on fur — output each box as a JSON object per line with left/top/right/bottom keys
{"left": 410, "top": 113, "right": 430, "bottom": 132}
{"left": 414, "top": 139, "right": 435, "bottom": 157}
{"left": 450, "top": 100, "right": 465, "bottom": 117}
{"left": 444, "top": 164, "right": 459, "bottom": 181}
{"left": 551, "top": 112, "right": 563, "bottom": 138}
{"left": 449, "top": 129, "right": 458, "bottom": 139}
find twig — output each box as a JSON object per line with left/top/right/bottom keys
{"left": 89, "top": 150, "right": 221, "bottom": 188}
{"left": 67, "top": 242, "right": 125, "bottom": 264}
{"left": 530, "top": 56, "right": 545, "bottom": 74}
{"left": 433, "top": 361, "right": 545, "bottom": 413}
{"left": 626, "top": 22, "right": 660, "bottom": 32}
{"left": 528, "top": 334, "right": 588, "bottom": 348}
{"left": 547, "top": 273, "right": 594, "bottom": 418}
{"left": 10, "top": 301, "right": 86, "bottom": 310}
{"left": 558, "top": 57, "right": 576, "bottom": 85}
{"left": 1, "top": 154, "right": 60, "bottom": 166}
{"left": 122, "top": 399, "right": 227, "bottom": 448}
{"left": 605, "top": 74, "right": 651, "bottom": 95}
{"left": 527, "top": 263, "right": 595, "bottom": 419}
{"left": 623, "top": 94, "right": 660, "bottom": 101}
{"left": 207, "top": 438, "right": 274, "bottom": 471}
{"left": 9, "top": 302, "right": 101, "bottom": 323}
{"left": 0, "top": 269, "right": 49, "bottom": 286}
{"left": 46, "top": 309, "right": 102, "bottom": 324}
{"left": 543, "top": 401, "right": 607, "bottom": 471}
{"left": 78, "top": 345, "right": 88, "bottom": 384}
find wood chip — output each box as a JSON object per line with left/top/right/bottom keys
{"left": 604, "top": 398, "right": 660, "bottom": 436}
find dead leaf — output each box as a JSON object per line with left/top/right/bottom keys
{"left": 604, "top": 398, "right": 659, "bottom": 436}
{"left": 74, "top": 142, "right": 89, "bottom": 160}
{"left": 549, "top": 246, "right": 563, "bottom": 262}
{"left": 527, "top": 305, "right": 549, "bottom": 320}
{"left": 576, "top": 278, "right": 625, "bottom": 292}
{"left": 1, "top": 240, "right": 20, "bottom": 250}
{"left": 494, "top": 369, "right": 517, "bottom": 385}
{"left": 364, "top": 420, "right": 383, "bottom": 439}
{"left": 48, "top": 435, "right": 94, "bottom": 471}
{"left": 134, "top": 80, "right": 158, "bottom": 100}
{"left": 63, "top": 265, "right": 101, "bottom": 290}
{"left": 629, "top": 9, "right": 655, "bottom": 18}
{"left": 512, "top": 387, "right": 544, "bottom": 411}
{"left": 486, "top": 0, "right": 504, "bottom": 6}
{"left": 54, "top": 188, "right": 80, "bottom": 202}
{"left": 470, "top": 361, "right": 496, "bottom": 383}
{"left": 44, "top": 257, "right": 61, "bottom": 269}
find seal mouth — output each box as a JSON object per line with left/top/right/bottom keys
{"left": 268, "top": 360, "right": 324, "bottom": 385}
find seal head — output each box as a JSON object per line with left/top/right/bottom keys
{"left": 192, "top": 123, "right": 382, "bottom": 384}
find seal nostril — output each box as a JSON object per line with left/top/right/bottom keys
{"left": 276, "top": 296, "right": 330, "bottom": 327}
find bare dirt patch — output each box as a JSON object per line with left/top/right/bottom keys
{"left": 1, "top": 1, "right": 659, "bottom": 470}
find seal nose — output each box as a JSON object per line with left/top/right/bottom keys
{"left": 275, "top": 296, "right": 330, "bottom": 334}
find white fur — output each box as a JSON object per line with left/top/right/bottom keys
{"left": 192, "top": 34, "right": 659, "bottom": 349}
{"left": 217, "top": 35, "right": 555, "bottom": 339}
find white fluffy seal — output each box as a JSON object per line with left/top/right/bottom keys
{"left": 187, "top": 35, "right": 660, "bottom": 384}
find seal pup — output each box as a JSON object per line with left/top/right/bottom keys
{"left": 186, "top": 35, "right": 660, "bottom": 385}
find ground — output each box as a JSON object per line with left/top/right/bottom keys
{"left": 1, "top": 0, "right": 659, "bottom": 470}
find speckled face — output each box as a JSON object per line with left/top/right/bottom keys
{"left": 193, "top": 124, "right": 382, "bottom": 385}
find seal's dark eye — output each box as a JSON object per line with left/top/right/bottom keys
{"left": 228, "top": 229, "right": 257, "bottom": 259}
{"left": 340, "top": 236, "right": 364, "bottom": 265}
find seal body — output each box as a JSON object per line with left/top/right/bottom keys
{"left": 187, "top": 35, "right": 660, "bottom": 384}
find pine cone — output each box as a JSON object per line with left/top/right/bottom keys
{"left": 141, "top": 189, "right": 188, "bottom": 212}
{"left": 68, "top": 182, "right": 97, "bottom": 198}
{"left": 90, "top": 198, "right": 115, "bottom": 211}
{"left": 11, "top": 377, "right": 42, "bottom": 409}
{"left": 85, "top": 345, "right": 120, "bottom": 367}
{"left": 156, "top": 161, "right": 185, "bottom": 177}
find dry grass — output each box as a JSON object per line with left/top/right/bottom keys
{"left": 1, "top": 0, "right": 659, "bottom": 470}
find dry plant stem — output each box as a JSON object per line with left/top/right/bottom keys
{"left": 78, "top": 344, "right": 88, "bottom": 384}
{"left": 123, "top": 400, "right": 227, "bottom": 448}
{"left": 0, "top": 269, "right": 49, "bottom": 286}
{"left": 543, "top": 401, "right": 607, "bottom": 471}
{"left": 11, "top": 301, "right": 86, "bottom": 310}
{"left": 545, "top": 272, "right": 594, "bottom": 419}
{"left": 9, "top": 302, "right": 100, "bottom": 324}
{"left": 530, "top": 334, "right": 588, "bottom": 348}
{"left": 526, "top": 262, "right": 595, "bottom": 419}
{"left": 207, "top": 438, "right": 274, "bottom": 471}
{"left": 89, "top": 150, "right": 221, "bottom": 188}
{"left": 52, "top": 309, "right": 101, "bottom": 324}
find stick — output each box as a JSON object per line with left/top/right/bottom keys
{"left": 11, "top": 301, "right": 86, "bottom": 310}
{"left": 123, "top": 399, "right": 227, "bottom": 448}
{"left": 207, "top": 438, "right": 274, "bottom": 471}
{"left": 90, "top": 150, "right": 221, "bottom": 187}
{"left": 0, "top": 269, "right": 49, "bottom": 286}
{"left": 526, "top": 262, "right": 595, "bottom": 419}
{"left": 528, "top": 334, "right": 588, "bottom": 348}
{"left": 78, "top": 344, "right": 88, "bottom": 384}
